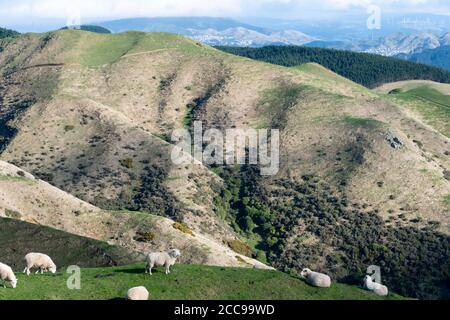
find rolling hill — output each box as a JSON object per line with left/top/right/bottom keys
{"left": 216, "top": 45, "right": 450, "bottom": 88}
{"left": 0, "top": 30, "right": 449, "bottom": 299}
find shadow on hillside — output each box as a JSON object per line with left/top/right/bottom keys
{"left": 113, "top": 268, "right": 147, "bottom": 274}
{"left": 114, "top": 267, "right": 168, "bottom": 275}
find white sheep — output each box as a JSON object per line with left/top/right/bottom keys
{"left": 126, "top": 286, "right": 149, "bottom": 300}
{"left": 145, "top": 249, "right": 181, "bottom": 275}
{"left": 23, "top": 253, "right": 57, "bottom": 276}
{"left": 363, "top": 275, "right": 389, "bottom": 296}
{"left": 301, "top": 268, "right": 332, "bottom": 288}
{"left": 0, "top": 262, "right": 17, "bottom": 289}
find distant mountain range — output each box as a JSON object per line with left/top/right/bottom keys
{"left": 97, "top": 17, "right": 315, "bottom": 46}
{"left": 400, "top": 45, "right": 450, "bottom": 71}
{"left": 307, "top": 32, "right": 450, "bottom": 56}
{"left": 96, "top": 17, "right": 450, "bottom": 57}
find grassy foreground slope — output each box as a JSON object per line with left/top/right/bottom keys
{"left": 0, "top": 264, "right": 404, "bottom": 300}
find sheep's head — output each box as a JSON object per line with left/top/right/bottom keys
{"left": 11, "top": 278, "right": 17, "bottom": 289}
{"left": 300, "top": 268, "right": 311, "bottom": 278}
{"left": 168, "top": 249, "right": 181, "bottom": 258}
{"left": 364, "top": 275, "right": 373, "bottom": 283}
{"left": 49, "top": 264, "right": 57, "bottom": 274}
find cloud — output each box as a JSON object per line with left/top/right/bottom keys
{"left": 0, "top": 0, "right": 447, "bottom": 22}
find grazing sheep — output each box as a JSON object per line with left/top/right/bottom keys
{"left": 145, "top": 249, "right": 181, "bottom": 275}
{"left": 301, "top": 268, "right": 332, "bottom": 288}
{"left": 0, "top": 262, "right": 17, "bottom": 289}
{"left": 23, "top": 253, "right": 57, "bottom": 276}
{"left": 126, "top": 286, "right": 149, "bottom": 300}
{"left": 363, "top": 275, "right": 389, "bottom": 296}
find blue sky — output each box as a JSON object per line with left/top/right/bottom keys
{"left": 1, "top": 0, "right": 449, "bottom": 31}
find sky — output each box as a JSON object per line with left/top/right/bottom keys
{"left": 0, "top": 0, "right": 449, "bottom": 31}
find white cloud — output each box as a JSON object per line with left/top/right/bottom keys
{"left": 0, "top": 0, "right": 447, "bottom": 21}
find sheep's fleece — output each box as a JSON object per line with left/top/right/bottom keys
{"left": 126, "top": 286, "right": 149, "bottom": 300}
{"left": 23, "top": 253, "right": 56, "bottom": 275}
{"left": 0, "top": 262, "right": 17, "bottom": 288}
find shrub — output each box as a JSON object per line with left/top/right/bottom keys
{"left": 134, "top": 231, "right": 155, "bottom": 243}
{"left": 119, "top": 158, "right": 134, "bottom": 169}
{"left": 173, "top": 222, "right": 194, "bottom": 236}
{"left": 227, "top": 240, "right": 254, "bottom": 257}
{"left": 64, "top": 125, "right": 75, "bottom": 132}
{"left": 5, "top": 209, "right": 21, "bottom": 219}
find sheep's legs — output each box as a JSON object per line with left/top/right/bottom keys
{"left": 23, "top": 267, "right": 30, "bottom": 276}
{"left": 166, "top": 266, "right": 170, "bottom": 275}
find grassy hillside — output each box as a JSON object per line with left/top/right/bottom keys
{"left": 216, "top": 45, "right": 450, "bottom": 88}
{"left": 0, "top": 264, "right": 405, "bottom": 300}
{"left": 0, "top": 217, "right": 141, "bottom": 269}
{"left": 0, "top": 30, "right": 449, "bottom": 299}
{"left": 377, "top": 82, "right": 450, "bottom": 137}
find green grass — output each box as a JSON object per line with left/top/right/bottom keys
{"left": 73, "top": 31, "right": 213, "bottom": 67}
{"left": 0, "top": 175, "right": 34, "bottom": 184}
{"left": 0, "top": 264, "right": 406, "bottom": 300}
{"left": 406, "top": 86, "right": 450, "bottom": 107}
{"left": 342, "top": 116, "right": 382, "bottom": 128}
{"left": 444, "top": 194, "right": 450, "bottom": 207}
{"left": 390, "top": 85, "right": 450, "bottom": 137}
{"left": 80, "top": 32, "right": 143, "bottom": 67}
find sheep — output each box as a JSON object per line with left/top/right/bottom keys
{"left": 301, "top": 268, "right": 332, "bottom": 288}
{"left": 126, "top": 286, "right": 149, "bottom": 300}
{"left": 0, "top": 262, "right": 17, "bottom": 289}
{"left": 145, "top": 249, "right": 181, "bottom": 275}
{"left": 363, "top": 275, "right": 389, "bottom": 296}
{"left": 23, "top": 253, "right": 57, "bottom": 276}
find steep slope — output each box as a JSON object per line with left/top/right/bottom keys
{"left": 0, "top": 31, "right": 234, "bottom": 245}
{"left": 0, "top": 161, "right": 271, "bottom": 269}
{"left": 0, "top": 30, "right": 449, "bottom": 299}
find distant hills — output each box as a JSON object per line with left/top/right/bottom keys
{"left": 97, "top": 17, "right": 315, "bottom": 46}
{"left": 400, "top": 45, "right": 450, "bottom": 71}
{"left": 218, "top": 45, "right": 450, "bottom": 88}
{"left": 307, "top": 32, "right": 450, "bottom": 57}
